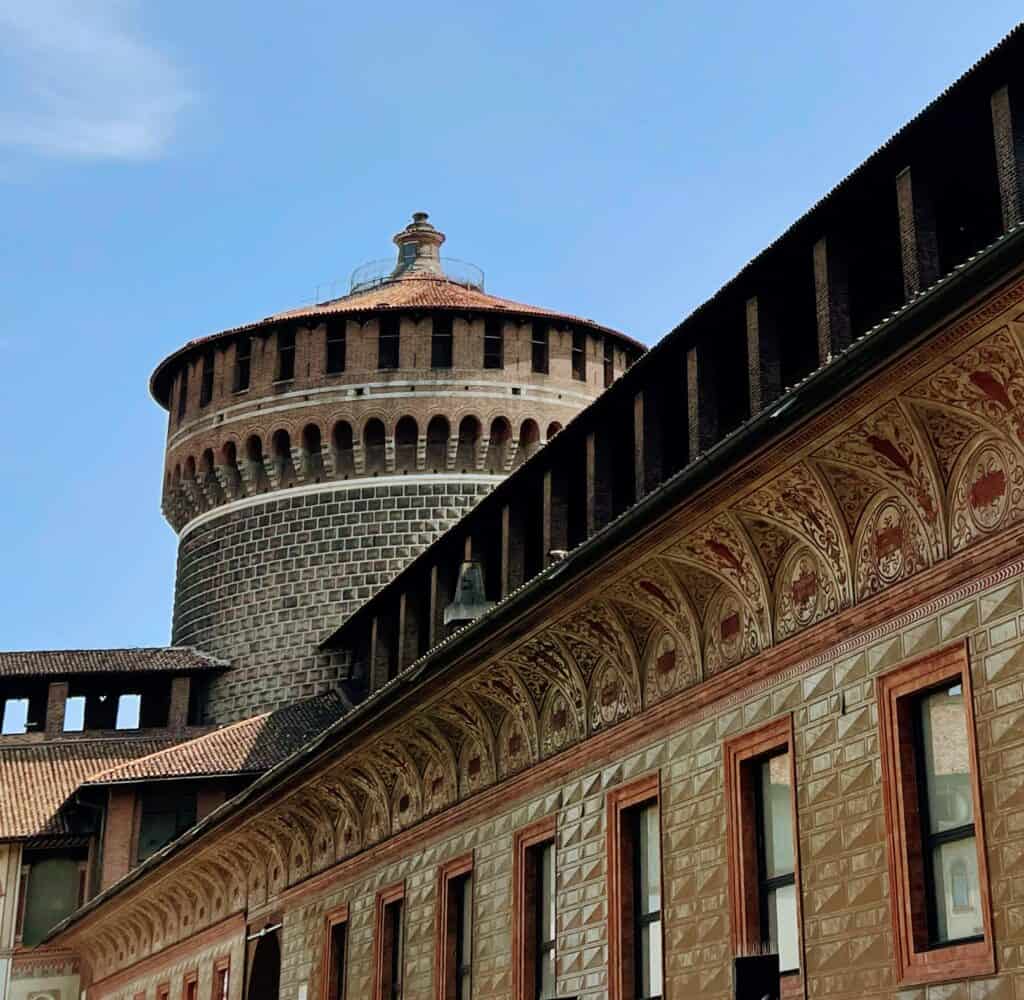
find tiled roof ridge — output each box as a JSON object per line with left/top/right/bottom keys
{"left": 0, "top": 646, "right": 229, "bottom": 677}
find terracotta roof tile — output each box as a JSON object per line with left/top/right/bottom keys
{"left": 85, "top": 691, "right": 348, "bottom": 784}
{"left": 150, "top": 274, "right": 643, "bottom": 405}
{"left": 0, "top": 739, "right": 179, "bottom": 840}
{"left": 0, "top": 647, "right": 227, "bottom": 678}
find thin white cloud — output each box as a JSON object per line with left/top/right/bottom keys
{"left": 0, "top": 1, "right": 192, "bottom": 159}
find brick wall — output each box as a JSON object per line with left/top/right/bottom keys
{"left": 101, "top": 787, "right": 136, "bottom": 890}
{"left": 172, "top": 478, "right": 495, "bottom": 722}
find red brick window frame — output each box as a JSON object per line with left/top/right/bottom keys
{"left": 724, "top": 716, "right": 804, "bottom": 997}
{"left": 183, "top": 969, "right": 199, "bottom": 1000}
{"left": 512, "top": 815, "right": 558, "bottom": 1000}
{"left": 435, "top": 853, "right": 474, "bottom": 1000}
{"left": 877, "top": 643, "right": 995, "bottom": 986}
{"left": 156, "top": 982, "right": 170, "bottom": 1000}
{"left": 212, "top": 954, "right": 231, "bottom": 1000}
{"left": 373, "top": 881, "right": 406, "bottom": 1000}
{"left": 606, "top": 772, "right": 663, "bottom": 1000}
{"left": 322, "top": 902, "right": 349, "bottom": 1000}
{"left": 133, "top": 992, "right": 146, "bottom": 1000}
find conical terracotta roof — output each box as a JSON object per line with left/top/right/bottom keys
{"left": 150, "top": 213, "right": 641, "bottom": 406}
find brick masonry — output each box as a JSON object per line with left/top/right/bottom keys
{"left": 172, "top": 477, "right": 496, "bottom": 723}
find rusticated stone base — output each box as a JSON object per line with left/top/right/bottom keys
{"left": 171, "top": 476, "right": 497, "bottom": 722}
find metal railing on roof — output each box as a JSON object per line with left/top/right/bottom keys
{"left": 347, "top": 257, "right": 485, "bottom": 295}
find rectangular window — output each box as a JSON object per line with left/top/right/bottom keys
{"left": 177, "top": 367, "right": 189, "bottom": 422}
{"left": 603, "top": 338, "right": 615, "bottom": 388}
{"left": 724, "top": 717, "right": 802, "bottom": 988}
{"left": 233, "top": 336, "right": 252, "bottom": 392}
{"left": 374, "top": 883, "right": 405, "bottom": 1000}
{"left": 379, "top": 316, "right": 400, "bottom": 370}
{"left": 877, "top": 643, "right": 994, "bottom": 985}
{"left": 607, "top": 774, "right": 662, "bottom": 1000}
{"left": 137, "top": 789, "right": 198, "bottom": 861}
{"left": 15, "top": 865, "right": 28, "bottom": 943}
{"left": 157, "top": 983, "right": 170, "bottom": 1000}
{"left": 326, "top": 323, "right": 347, "bottom": 374}
{"left": 323, "top": 904, "right": 348, "bottom": 1000}
{"left": 431, "top": 316, "right": 454, "bottom": 370}
{"left": 436, "top": 855, "right": 473, "bottom": 1000}
{"left": 115, "top": 693, "right": 141, "bottom": 730}
{"left": 2, "top": 697, "right": 29, "bottom": 735}
{"left": 571, "top": 330, "right": 586, "bottom": 381}
{"left": 484, "top": 318, "right": 503, "bottom": 369}
{"left": 531, "top": 324, "right": 549, "bottom": 374}
{"left": 277, "top": 329, "right": 296, "bottom": 382}
{"left": 63, "top": 694, "right": 86, "bottom": 732}
{"left": 200, "top": 353, "right": 214, "bottom": 406}
{"left": 184, "top": 971, "right": 198, "bottom": 1000}
{"left": 513, "top": 816, "right": 557, "bottom": 1000}
{"left": 212, "top": 956, "right": 230, "bottom": 1000}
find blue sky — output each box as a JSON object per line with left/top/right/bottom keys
{"left": 0, "top": 1, "right": 1019, "bottom": 651}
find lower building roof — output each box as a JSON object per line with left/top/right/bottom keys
{"left": 0, "top": 739, "right": 180, "bottom": 840}
{"left": 0, "top": 647, "right": 228, "bottom": 678}
{"left": 83, "top": 691, "right": 349, "bottom": 784}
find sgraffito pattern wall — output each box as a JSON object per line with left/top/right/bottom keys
{"left": 172, "top": 478, "right": 496, "bottom": 722}
{"left": 85, "top": 564, "right": 1024, "bottom": 1000}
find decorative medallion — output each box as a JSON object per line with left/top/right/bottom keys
{"left": 951, "top": 440, "right": 1024, "bottom": 551}
{"left": 855, "top": 494, "right": 930, "bottom": 598}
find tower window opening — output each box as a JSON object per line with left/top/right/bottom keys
{"left": 456, "top": 416, "right": 481, "bottom": 472}
{"left": 276, "top": 329, "right": 296, "bottom": 382}
{"left": 603, "top": 338, "right": 615, "bottom": 388}
{"left": 379, "top": 316, "right": 400, "bottom": 370}
{"left": 487, "top": 417, "right": 511, "bottom": 473}
{"left": 484, "top": 318, "right": 503, "bottom": 369}
{"left": 326, "top": 322, "right": 346, "bottom": 374}
{"left": 176, "top": 367, "right": 189, "bottom": 423}
{"left": 333, "top": 422, "right": 355, "bottom": 478}
{"left": 426, "top": 415, "right": 450, "bottom": 472}
{"left": 432, "top": 315, "right": 454, "bottom": 369}
{"left": 364, "top": 419, "right": 387, "bottom": 475}
{"left": 531, "top": 324, "right": 549, "bottom": 374}
{"left": 571, "top": 330, "right": 587, "bottom": 382}
{"left": 233, "top": 337, "right": 252, "bottom": 392}
{"left": 395, "top": 416, "right": 418, "bottom": 474}
{"left": 200, "top": 353, "right": 214, "bottom": 406}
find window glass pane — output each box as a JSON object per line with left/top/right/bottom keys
{"left": 766, "top": 882, "right": 800, "bottom": 973}
{"left": 760, "top": 752, "right": 794, "bottom": 878}
{"left": 639, "top": 804, "right": 661, "bottom": 915}
{"left": 541, "top": 842, "right": 555, "bottom": 941}
{"left": 115, "top": 694, "right": 141, "bottom": 730}
{"left": 932, "top": 837, "right": 983, "bottom": 942}
{"left": 63, "top": 696, "right": 85, "bottom": 732}
{"left": 2, "top": 698, "right": 28, "bottom": 734}
{"left": 460, "top": 875, "right": 472, "bottom": 963}
{"left": 639, "top": 919, "right": 663, "bottom": 998}
{"left": 921, "top": 684, "right": 974, "bottom": 834}
{"left": 539, "top": 947, "right": 557, "bottom": 999}
{"left": 22, "top": 858, "right": 80, "bottom": 946}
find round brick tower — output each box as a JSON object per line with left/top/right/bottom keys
{"left": 152, "top": 214, "right": 644, "bottom": 722}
